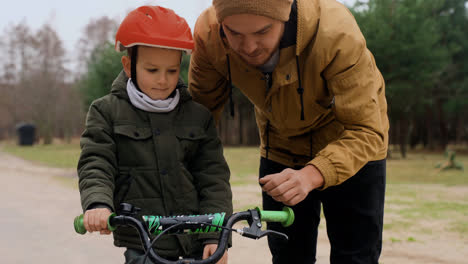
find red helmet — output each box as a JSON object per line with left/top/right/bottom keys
{"left": 115, "top": 6, "right": 194, "bottom": 54}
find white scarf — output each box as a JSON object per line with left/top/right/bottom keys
{"left": 126, "top": 79, "right": 180, "bottom": 113}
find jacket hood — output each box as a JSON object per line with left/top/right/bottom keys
{"left": 110, "top": 70, "right": 192, "bottom": 102}
{"left": 295, "top": 0, "right": 320, "bottom": 55}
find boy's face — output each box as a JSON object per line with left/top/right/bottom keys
{"left": 122, "top": 46, "right": 181, "bottom": 100}
{"left": 222, "top": 14, "right": 284, "bottom": 67}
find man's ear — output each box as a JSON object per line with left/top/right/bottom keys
{"left": 121, "top": 55, "right": 131, "bottom": 78}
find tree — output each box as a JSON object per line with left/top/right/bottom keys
{"left": 351, "top": 0, "right": 456, "bottom": 157}
{"left": 77, "top": 42, "right": 123, "bottom": 109}
{"left": 75, "top": 16, "right": 118, "bottom": 77}
{"left": 0, "top": 21, "right": 84, "bottom": 144}
{"left": 0, "top": 21, "right": 35, "bottom": 131}
{"left": 27, "top": 23, "right": 69, "bottom": 144}
{"left": 435, "top": 0, "right": 468, "bottom": 147}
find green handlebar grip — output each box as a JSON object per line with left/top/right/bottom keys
{"left": 257, "top": 207, "right": 295, "bottom": 227}
{"left": 73, "top": 213, "right": 117, "bottom": 234}
{"left": 74, "top": 214, "right": 87, "bottom": 234}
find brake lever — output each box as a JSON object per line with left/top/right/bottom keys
{"left": 258, "top": 229, "right": 288, "bottom": 240}
{"left": 240, "top": 209, "right": 288, "bottom": 241}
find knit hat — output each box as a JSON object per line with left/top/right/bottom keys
{"left": 213, "top": 0, "right": 294, "bottom": 22}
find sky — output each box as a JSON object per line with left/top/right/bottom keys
{"left": 0, "top": 0, "right": 354, "bottom": 71}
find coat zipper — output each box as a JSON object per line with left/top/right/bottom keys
{"left": 265, "top": 73, "right": 272, "bottom": 112}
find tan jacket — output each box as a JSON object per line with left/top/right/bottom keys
{"left": 189, "top": 0, "right": 389, "bottom": 189}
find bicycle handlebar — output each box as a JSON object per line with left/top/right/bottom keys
{"left": 74, "top": 203, "right": 294, "bottom": 264}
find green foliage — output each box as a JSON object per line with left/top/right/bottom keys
{"left": 435, "top": 150, "right": 464, "bottom": 170}
{"left": 352, "top": 0, "right": 451, "bottom": 118}
{"left": 180, "top": 53, "right": 190, "bottom": 84}
{"left": 77, "top": 42, "right": 124, "bottom": 109}
{"left": 438, "top": 0, "right": 468, "bottom": 116}
{"left": 351, "top": 0, "right": 468, "bottom": 152}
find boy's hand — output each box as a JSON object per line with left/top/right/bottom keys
{"left": 203, "top": 244, "right": 227, "bottom": 264}
{"left": 259, "top": 165, "right": 324, "bottom": 206}
{"left": 84, "top": 208, "right": 112, "bottom": 235}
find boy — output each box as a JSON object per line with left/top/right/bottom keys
{"left": 78, "top": 6, "right": 231, "bottom": 263}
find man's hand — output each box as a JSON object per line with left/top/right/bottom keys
{"left": 83, "top": 208, "right": 112, "bottom": 235}
{"left": 259, "top": 165, "right": 324, "bottom": 206}
{"left": 203, "top": 244, "right": 227, "bottom": 264}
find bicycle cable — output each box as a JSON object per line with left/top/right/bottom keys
{"left": 143, "top": 222, "right": 184, "bottom": 264}
{"left": 142, "top": 221, "right": 242, "bottom": 263}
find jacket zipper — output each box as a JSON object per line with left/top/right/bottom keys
{"left": 264, "top": 73, "right": 272, "bottom": 112}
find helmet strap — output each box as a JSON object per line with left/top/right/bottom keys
{"left": 130, "top": 46, "right": 141, "bottom": 91}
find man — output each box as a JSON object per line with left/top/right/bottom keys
{"left": 189, "top": 0, "right": 389, "bottom": 263}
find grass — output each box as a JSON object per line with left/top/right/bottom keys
{"left": 3, "top": 142, "right": 465, "bottom": 185}
{"left": 386, "top": 152, "right": 467, "bottom": 186}
{"left": 384, "top": 184, "right": 468, "bottom": 235}
{"left": 0, "top": 140, "right": 81, "bottom": 168}
{"left": 224, "top": 147, "right": 260, "bottom": 185}
{"left": 2, "top": 141, "right": 467, "bottom": 236}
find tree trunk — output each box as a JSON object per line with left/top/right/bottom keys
{"left": 436, "top": 98, "right": 448, "bottom": 150}
{"left": 43, "top": 124, "right": 53, "bottom": 145}
{"left": 399, "top": 118, "right": 409, "bottom": 159}
{"left": 425, "top": 106, "right": 435, "bottom": 150}
{"left": 455, "top": 112, "right": 464, "bottom": 144}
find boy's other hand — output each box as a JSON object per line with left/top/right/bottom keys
{"left": 84, "top": 208, "right": 112, "bottom": 235}
{"left": 203, "top": 244, "right": 227, "bottom": 264}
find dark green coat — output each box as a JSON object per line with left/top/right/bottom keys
{"left": 78, "top": 71, "right": 232, "bottom": 257}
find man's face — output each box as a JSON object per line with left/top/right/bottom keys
{"left": 222, "top": 14, "right": 285, "bottom": 67}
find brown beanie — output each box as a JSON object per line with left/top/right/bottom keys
{"left": 213, "top": 0, "right": 294, "bottom": 22}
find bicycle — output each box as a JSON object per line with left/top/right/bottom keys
{"left": 74, "top": 203, "right": 295, "bottom": 264}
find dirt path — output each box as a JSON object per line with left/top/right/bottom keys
{"left": 0, "top": 151, "right": 124, "bottom": 263}
{"left": 0, "top": 150, "right": 327, "bottom": 264}
{"left": 0, "top": 150, "right": 466, "bottom": 263}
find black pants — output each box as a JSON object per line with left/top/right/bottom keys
{"left": 260, "top": 158, "right": 386, "bottom": 264}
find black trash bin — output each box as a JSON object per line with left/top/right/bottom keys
{"left": 16, "top": 123, "right": 36, "bottom": 146}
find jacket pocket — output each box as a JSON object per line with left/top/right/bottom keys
{"left": 114, "top": 124, "right": 153, "bottom": 140}
{"left": 174, "top": 126, "right": 207, "bottom": 162}
{"left": 113, "top": 124, "right": 155, "bottom": 167}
